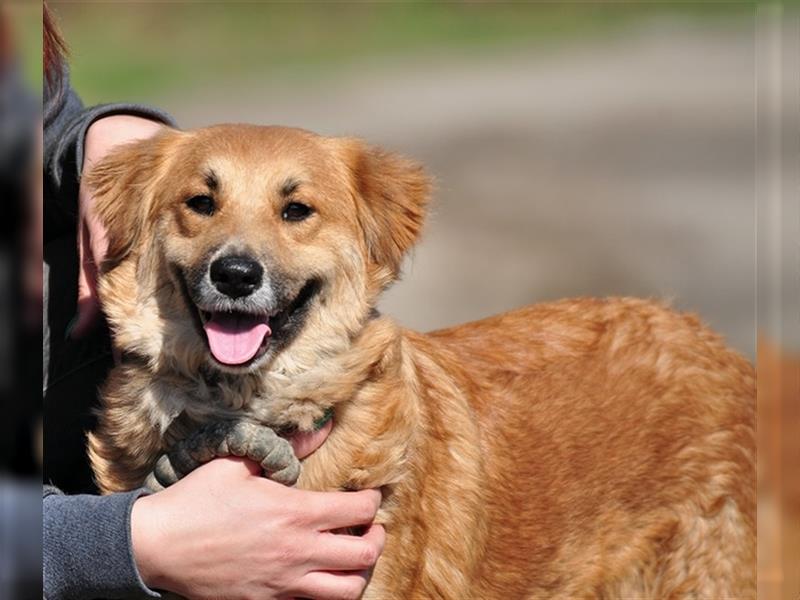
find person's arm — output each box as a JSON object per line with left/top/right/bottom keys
{"left": 43, "top": 486, "right": 160, "bottom": 599}
{"left": 43, "top": 66, "right": 176, "bottom": 243}
{"left": 43, "top": 65, "right": 173, "bottom": 337}
{"left": 44, "top": 422, "right": 385, "bottom": 600}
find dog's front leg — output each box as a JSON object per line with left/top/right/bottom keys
{"left": 145, "top": 420, "right": 301, "bottom": 491}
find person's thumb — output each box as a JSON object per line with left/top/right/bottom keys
{"left": 70, "top": 219, "right": 102, "bottom": 339}
{"left": 291, "top": 418, "right": 333, "bottom": 459}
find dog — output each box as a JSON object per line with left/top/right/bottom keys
{"left": 86, "top": 124, "right": 755, "bottom": 599}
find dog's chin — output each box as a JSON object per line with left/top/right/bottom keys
{"left": 183, "top": 278, "right": 322, "bottom": 375}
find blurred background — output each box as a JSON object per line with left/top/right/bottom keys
{"left": 0, "top": 1, "right": 797, "bottom": 598}
{"left": 46, "top": 4, "right": 798, "bottom": 596}
{"left": 1, "top": 2, "right": 42, "bottom": 599}
{"left": 50, "top": 1, "right": 760, "bottom": 354}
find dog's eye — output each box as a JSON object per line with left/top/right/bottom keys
{"left": 186, "top": 195, "right": 215, "bottom": 216}
{"left": 282, "top": 202, "right": 313, "bottom": 222}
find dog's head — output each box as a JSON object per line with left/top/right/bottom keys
{"left": 88, "top": 125, "right": 430, "bottom": 375}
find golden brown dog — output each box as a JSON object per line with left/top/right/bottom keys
{"left": 86, "top": 125, "right": 755, "bottom": 599}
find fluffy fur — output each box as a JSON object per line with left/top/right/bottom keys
{"left": 86, "top": 125, "right": 755, "bottom": 599}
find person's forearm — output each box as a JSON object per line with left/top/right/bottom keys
{"left": 43, "top": 487, "right": 160, "bottom": 599}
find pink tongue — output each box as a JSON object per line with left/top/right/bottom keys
{"left": 204, "top": 313, "right": 271, "bottom": 365}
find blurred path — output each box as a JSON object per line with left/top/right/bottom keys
{"left": 164, "top": 20, "right": 756, "bottom": 356}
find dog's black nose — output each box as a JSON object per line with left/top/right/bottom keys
{"left": 210, "top": 255, "right": 264, "bottom": 299}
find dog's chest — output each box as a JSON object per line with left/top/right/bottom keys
{"left": 160, "top": 372, "right": 325, "bottom": 444}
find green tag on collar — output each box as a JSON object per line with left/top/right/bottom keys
{"left": 313, "top": 406, "right": 335, "bottom": 431}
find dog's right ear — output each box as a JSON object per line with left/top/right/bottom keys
{"left": 338, "top": 139, "right": 432, "bottom": 286}
{"left": 84, "top": 129, "right": 181, "bottom": 268}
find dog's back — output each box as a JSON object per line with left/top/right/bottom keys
{"left": 426, "top": 297, "right": 755, "bottom": 598}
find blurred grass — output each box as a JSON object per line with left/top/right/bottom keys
{"left": 45, "top": 1, "right": 753, "bottom": 105}
{"left": 6, "top": 2, "right": 42, "bottom": 95}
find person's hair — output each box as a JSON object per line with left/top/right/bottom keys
{"left": 43, "top": 2, "right": 67, "bottom": 88}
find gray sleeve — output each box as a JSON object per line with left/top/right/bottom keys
{"left": 0, "top": 479, "right": 43, "bottom": 600}
{"left": 43, "top": 67, "right": 177, "bottom": 239}
{"left": 43, "top": 487, "right": 161, "bottom": 599}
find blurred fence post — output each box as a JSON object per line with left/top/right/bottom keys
{"left": 756, "top": 4, "right": 800, "bottom": 600}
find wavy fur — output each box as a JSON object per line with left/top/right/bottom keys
{"left": 86, "top": 125, "right": 755, "bottom": 599}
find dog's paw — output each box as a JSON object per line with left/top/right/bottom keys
{"left": 147, "top": 420, "right": 301, "bottom": 489}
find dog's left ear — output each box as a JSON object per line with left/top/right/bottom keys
{"left": 340, "top": 139, "right": 432, "bottom": 283}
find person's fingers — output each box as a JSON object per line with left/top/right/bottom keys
{"left": 73, "top": 200, "right": 110, "bottom": 339}
{"left": 72, "top": 217, "right": 101, "bottom": 338}
{"left": 311, "top": 523, "right": 386, "bottom": 571}
{"left": 305, "top": 488, "right": 382, "bottom": 531}
{"left": 86, "top": 209, "right": 109, "bottom": 268}
{"left": 292, "top": 570, "right": 370, "bottom": 600}
{"left": 290, "top": 418, "right": 333, "bottom": 459}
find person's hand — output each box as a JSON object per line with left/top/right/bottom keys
{"left": 132, "top": 420, "right": 385, "bottom": 600}
{"left": 287, "top": 417, "right": 334, "bottom": 462}
{"left": 72, "top": 115, "right": 164, "bottom": 338}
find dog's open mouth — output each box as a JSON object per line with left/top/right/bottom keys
{"left": 199, "top": 311, "right": 271, "bottom": 366}
{"left": 182, "top": 277, "right": 322, "bottom": 368}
